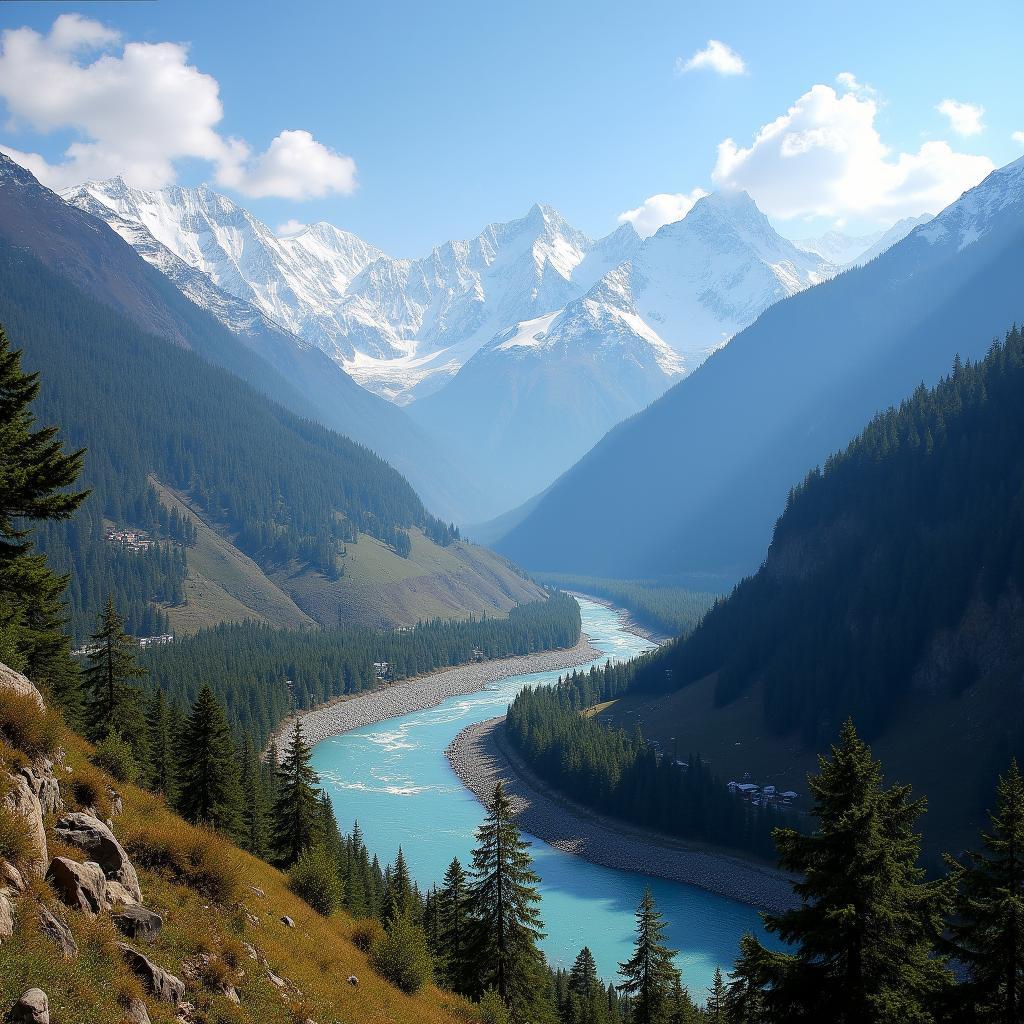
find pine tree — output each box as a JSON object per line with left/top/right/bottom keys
{"left": 344, "top": 821, "right": 371, "bottom": 917}
{"left": 736, "top": 720, "right": 951, "bottom": 1023}
{"left": 439, "top": 856, "right": 474, "bottom": 994}
{"left": 145, "top": 688, "right": 175, "bottom": 798}
{"left": 724, "top": 935, "right": 768, "bottom": 1024}
{"left": 83, "top": 596, "right": 146, "bottom": 741}
{"left": 382, "top": 846, "right": 415, "bottom": 925}
{"left": 667, "top": 974, "right": 698, "bottom": 1024}
{"left": 175, "top": 685, "right": 243, "bottom": 836}
{"left": 705, "top": 967, "right": 727, "bottom": 1024}
{"left": 239, "top": 736, "right": 270, "bottom": 858}
{"left": 617, "top": 889, "right": 680, "bottom": 1024}
{"left": 567, "top": 946, "right": 607, "bottom": 1024}
{"left": 272, "top": 720, "right": 322, "bottom": 866}
{"left": 949, "top": 759, "right": 1024, "bottom": 1023}
{"left": 469, "top": 781, "right": 555, "bottom": 1023}
{"left": 0, "top": 326, "right": 86, "bottom": 701}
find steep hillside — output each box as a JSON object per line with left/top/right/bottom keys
{"left": 0, "top": 237, "right": 540, "bottom": 638}
{"left": 0, "top": 665, "right": 471, "bottom": 1024}
{"left": 498, "top": 156, "right": 1024, "bottom": 583}
{"left": 600, "top": 325, "right": 1024, "bottom": 859}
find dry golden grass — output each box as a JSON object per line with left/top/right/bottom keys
{"left": 1, "top": 725, "right": 478, "bottom": 1024}
{"left": 0, "top": 689, "right": 61, "bottom": 760}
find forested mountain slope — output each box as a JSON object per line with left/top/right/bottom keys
{"left": 599, "top": 326, "right": 1024, "bottom": 858}
{"left": 498, "top": 157, "right": 1024, "bottom": 584}
{"left": 0, "top": 241, "right": 541, "bottom": 638}
{"left": 0, "top": 154, "right": 487, "bottom": 524}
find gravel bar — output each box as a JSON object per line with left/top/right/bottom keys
{"left": 446, "top": 716, "right": 799, "bottom": 915}
{"left": 273, "top": 635, "right": 601, "bottom": 749}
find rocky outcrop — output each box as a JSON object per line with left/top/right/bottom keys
{"left": 0, "top": 892, "right": 14, "bottom": 943}
{"left": 5, "top": 989, "right": 48, "bottom": 1024}
{"left": 113, "top": 906, "right": 163, "bottom": 942}
{"left": 124, "top": 997, "right": 151, "bottom": 1024}
{"left": 118, "top": 944, "right": 185, "bottom": 1005}
{"left": 0, "top": 663, "right": 43, "bottom": 710}
{"left": 53, "top": 812, "right": 141, "bottom": 905}
{"left": 2, "top": 777, "right": 47, "bottom": 876}
{"left": 37, "top": 906, "right": 77, "bottom": 959}
{"left": 18, "top": 764, "right": 62, "bottom": 818}
{"left": 45, "top": 857, "right": 106, "bottom": 916}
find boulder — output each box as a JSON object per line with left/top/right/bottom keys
{"left": 38, "top": 906, "right": 77, "bottom": 959}
{"left": 2, "top": 777, "right": 47, "bottom": 875}
{"left": 0, "top": 892, "right": 14, "bottom": 942}
{"left": 0, "top": 662, "right": 44, "bottom": 710}
{"left": 53, "top": 813, "right": 141, "bottom": 904}
{"left": 0, "top": 862, "right": 25, "bottom": 892}
{"left": 113, "top": 906, "right": 163, "bottom": 942}
{"left": 124, "top": 997, "right": 151, "bottom": 1024}
{"left": 118, "top": 945, "right": 186, "bottom": 1005}
{"left": 280, "top": 915, "right": 295, "bottom": 928}
{"left": 5, "top": 989, "right": 48, "bottom": 1024}
{"left": 45, "top": 857, "right": 106, "bottom": 915}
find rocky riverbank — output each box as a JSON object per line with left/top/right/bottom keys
{"left": 446, "top": 717, "right": 799, "bottom": 915}
{"left": 272, "top": 635, "right": 601, "bottom": 750}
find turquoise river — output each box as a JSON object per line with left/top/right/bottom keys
{"left": 312, "top": 597, "right": 774, "bottom": 1001}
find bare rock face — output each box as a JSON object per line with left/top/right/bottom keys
{"left": 124, "top": 997, "right": 151, "bottom": 1024}
{"left": 38, "top": 906, "right": 77, "bottom": 959}
{"left": 113, "top": 906, "right": 163, "bottom": 942}
{"left": 45, "top": 857, "right": 106, "bottom": 916}
{"left": 6, "top": 989, "right": 48, "bottom": 1024}
{"left": 2, "top": 777, "right": 47, "bottom": 876}
{"left": 0, "top": 862, "right": 24, "bottom": 892}
{"left": 0, "top": 663, "right": 44, "bottom": 710}
{"left": 53, "top": 812, "right": 141, "bottom": 905}
{"left": 118, "top": 944, "right": 186, "bottom": 1005}
{"left": 18, "top": 764, "right": 62, "bottom": 817}
{"left": 0, "top": 892, "right": 14, "bottom": 943}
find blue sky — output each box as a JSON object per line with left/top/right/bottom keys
{"left": 0, "top": 0, "right": 1021, "bottom": 255}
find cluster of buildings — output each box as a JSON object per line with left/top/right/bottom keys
{"left": 105, "top": 528, "right": 153, "bottom": 553}
{"left": 138, "top": 634, "right": 174, "bottom": 649}
{"left": 373, "top": 661, "right": 390, "bottom": 680}
{"left": 727, "top": 776, "right": 799, "bottom": 808}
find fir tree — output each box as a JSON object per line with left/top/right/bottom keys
{"left": 0, "top": 326, "right": 86, "bottom": 703}
{"left": 175, "top": 685, "right": 243, "bottom": 836}
{"left": 735, "top": 720, "right": 952, "bottom": 1024}
{"left": 617, "top": 889, "right": 680, "bottom": 1024}
{"left": 382, "top": 846, "right": 415, "bottom": 925}
{"left": 705, "top": 968, "right": 727, "bottom": 1024}
{"left": 239, "top": 736, "right": 270, "bottom": 858}
{"left": 145, "top": 688, "right": 175, "bottom": 798}
{"left": 344, "top": 821, "right": 371, "bottom": 917}
{"left": 83, "top": 596, "right": 146, "bottom": 741}
{"left": 272, "top": 720, "right": 322, "bottom": 866}
{"left": 469, "top": 781, "right": 555, "bottom": 1023}
{"left": 667, "top": 974, "right": 698, "bottom": 1024}
{"left": 439, "top": 856, "right": 473, "bottom": 994}
{"left": 948, "top": 759, "right": 1024, "bottom": 1023}
{"left": 567, "top": 946, "right": 606, "bottom": 1024}
{"left": 724, "top": 935, "right": 768, "bottom": 1024}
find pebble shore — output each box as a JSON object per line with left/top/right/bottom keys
{"left": 273, "top": 635, "right": 601, "bottom": 749}
{"left": 446, "top": 717, "right": 799, "bottom": 915}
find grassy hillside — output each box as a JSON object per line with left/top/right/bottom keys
{"left": 0, "top": 687, "right": 473, "bottom": 1024}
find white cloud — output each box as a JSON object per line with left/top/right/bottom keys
{"left": 277, "top": 218, "right": 308, "bottom": 237}
{"left": 936, "top": 99, "right": 985, "bottom": 137}
{"left": 676, "top": 40, "right": 745, "bottom": 76}
{"left": 1011, "top": 130, "right": 1024, "bottom": 146}
{"left": 711, "top": 83, "right": 993, "bottom": 221}
{"left": 0, "top": 15, "right": 357, "bottom": 200}
{"left": 617, "top": 189, "right": 709, "bottom": 237}
{"left": 835, "top": 71, "right": 876, "bottom": 98}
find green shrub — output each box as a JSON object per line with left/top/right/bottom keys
{"left": 478, "top": 989, "right": 511, "bottom": 1024}
{"left": 369, "top": 909, "right": 432, "bottom": 995}
{"left": 91, "top": 730, "right": 138, "bottom": 784}
{"left": 289, "top": 845, "right": 343, "bottom": 916}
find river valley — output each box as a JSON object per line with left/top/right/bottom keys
{"left": 311, "top": 598, "right": 779, "bottom": 1000}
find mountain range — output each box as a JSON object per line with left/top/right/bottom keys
{"left": 496, "top": 156, "right": 1024, "bottom": 583}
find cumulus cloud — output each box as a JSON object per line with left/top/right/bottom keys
{"left": 676, "top": 40, "right": 746, "bottom": 76}
{"left": 0, "top": 14, "right": 357, "bottom": 199}
{"left": 835, "top": 71, "right": 876, "bottom": 98}
{"left": 617, "top": 189, "right": 710, "bottom": 237}
{"left": 936, "top": 99, "right": 985, "bottom": 137}
{"left": 711, "top": 83, "right": 993, "bottom": 221}
{"left": 1014, "top": 131, "right": 1024, "bottom": 146}
{"left": 277, "top": 218, "right": 308, "bottom": 237}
